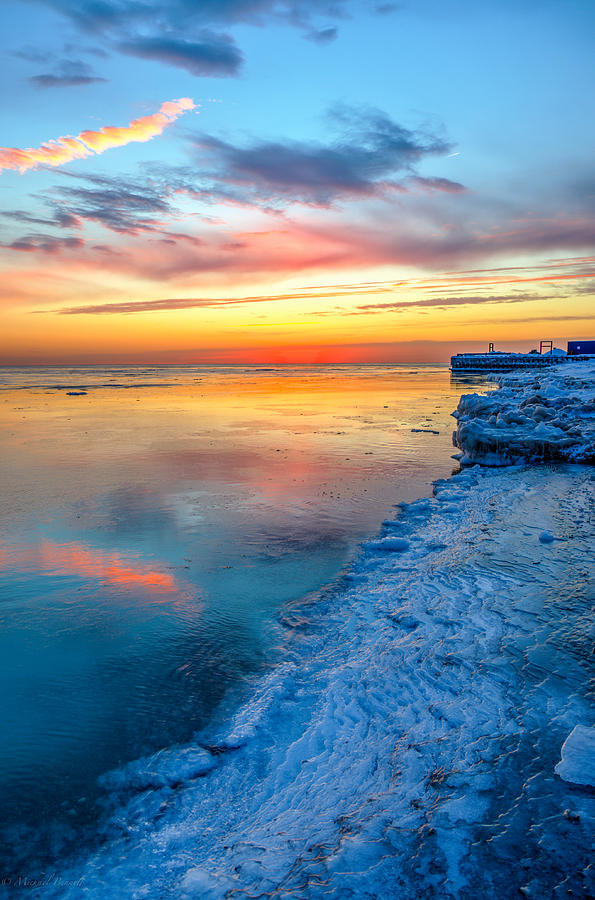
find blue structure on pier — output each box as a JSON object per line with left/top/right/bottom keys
{"left": 567, "top": 340, "right": 595, "bottom": 356}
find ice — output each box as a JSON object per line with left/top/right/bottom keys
{"left": 98, "top": 746, "right": 217, "bottom": 792}
{"left": 364, "top": 536, "right": 410, "bottom": 552}
{"left": 180, "top": 868, "right": 233, "bottom": 898}
{"left": 555, "top": 725, "right": 595, "bottom": 787}
{"left": 452, "top": 359, "right": 595, "bottom": 466}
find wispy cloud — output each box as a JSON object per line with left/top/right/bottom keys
{"left": 2, "top": 235, "right": 85, "bottom": 254}
{"left": 32, "top": 1, "right": 371, "bottom": 76}
{"left": 305, "top": 26, "right": 338, "bottom": 44}
{"left": 2, "top": 170, "right": 178, "bottom": 236}
{"left": 52, "top": 290, "right": 547, "bottom": 316}
{"left": 0, "top": 98, "right": 195, "bottom": 174}
{"left": 53, "top": 173, "right": 174, "bottom": 234}
{"left": 52, "top": 286, "right": 382, "bottom": 316}
{"left": 118, "top": 33, "right": 242, "bottom": 77}
{"left": 1, "top": 206, "right": 82, "bottom": 230}
{"left": 348, "top": 292, "right": 557, "bottom": 315}
{"left": 28, "top": 59, "right": 107, "bottom": 88}
{"left": 56, "top": 295, "right": 281, "bottom": 315}
{"left": 45, "top": 258, "right": 592, "bottom": 316}
{"left": 191, "top": 105, "right": 461, "bottom": 207}
{"left": 41, "top": 1, "right": 357, "bottom": 38}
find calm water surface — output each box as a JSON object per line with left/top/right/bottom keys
{"left": 0, "top": 364, "right": 486, "bottom": 868}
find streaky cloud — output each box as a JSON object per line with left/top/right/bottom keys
{"left": 52, "top": 284, "right": 408, "bottom": 316}
{"left": 192, "top": 106, "right": 456, "bottom": 206}
{"left": 1, "top": 206, "right": 82, "bottom": 229}
{"left": 407, "top": 175, "right": 466, "bottom": 193}
{"left": 0, "top": 97, "right": 195, "bottom": 174}
{"left": 118, "top": 33, "right": 242, "bottom": 76}
{"left": 28, "top": 59, "right": 107, "bottom": 88}
{"left": 305, "top": 26, "right": 338, "bottom": 44}
{"left": 3, "top": 235, "right": 85, "bottom": 253}
{"left": 29, "top": 72, "right": 106, "bottom": 87}
{"left": 350, "top": 292, "right": 557, "bottom": 314}
{"left": 48, "top": 267, "right": 581, "bottom": 316}
{"left": 40, "top": 1, "right": 355, "bottom": 33}
{"left": 34, "top": 1, "right": 365, "bottom": 74}
{"left": 56, "top": 296, "right": 277, "bottom": 315}
{"left": 53, "top": 173, "right": 175, "bottom": 234}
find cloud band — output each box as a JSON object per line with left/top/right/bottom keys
{"left": 0, "top": 98, "right": 195, "bottom": 174}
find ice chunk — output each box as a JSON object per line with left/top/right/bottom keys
{"left": 366, "top": 537, "right": 410, "bottom": 552}
{"left": 99, "top": 746, "right": 216, "bottom": 792}
{"left": 555, "top": 725, "right": 595, "bottom": 787}
{"left": 452, "top": 360, "right": 595, "bottom": 466}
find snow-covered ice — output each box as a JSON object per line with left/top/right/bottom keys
{"left": 98, "top": 746, "right": 217, "bottom": 792}
{"left": 18, "top": 361, "right": 594, "bottom": 900}
{"left": 555, "top": 725, "right": 595, "bottom": 787}
{"left": 452, "top": 359, "right": 595, "bottom": 466}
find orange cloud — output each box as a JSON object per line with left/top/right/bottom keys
{"left": 0, "top": 98, "right": 195, "bottom": 174}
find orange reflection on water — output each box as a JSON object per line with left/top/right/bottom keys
{"left": 0, "top": 539, "right": 177, "bottom": 593}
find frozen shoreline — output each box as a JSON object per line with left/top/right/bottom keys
{"left": 22, "top": 363, "right": 595, "bottom": 899}
{"left": 453, "top": 360, "right": 595, "bottom": 466}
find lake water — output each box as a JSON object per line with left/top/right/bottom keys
{"left": 0, "top": 364, "right": 486, "bottom": 872}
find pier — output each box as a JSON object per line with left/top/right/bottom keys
{"left": 450, "top": 341, "right": 592, "bottom": 373}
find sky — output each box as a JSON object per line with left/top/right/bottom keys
{"left": 0, "top": 0, "right": 593, "bottom": 364}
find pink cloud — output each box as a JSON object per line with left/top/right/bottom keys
{"left": 0, "top": 98, "right": 195, "bottom": 174}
